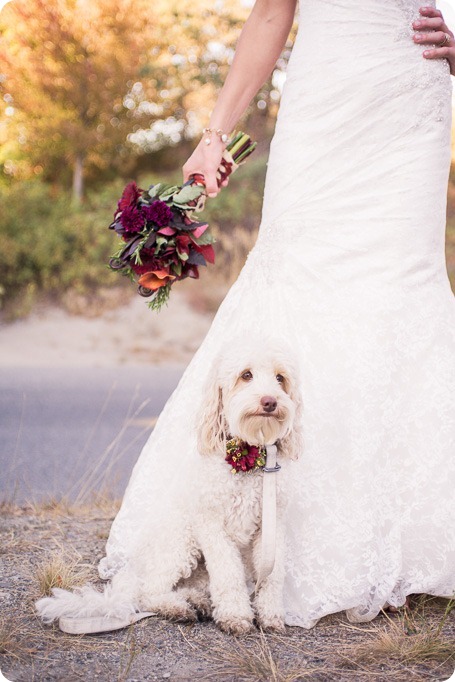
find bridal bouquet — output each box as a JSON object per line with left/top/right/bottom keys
{"left": 108, "top": 131, "right": 257, "bottom": 311}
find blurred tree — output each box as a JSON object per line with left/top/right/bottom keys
{"left": 126, "top": 0, "right": 295, "bottom": 157}
{"left": 0, "top": 0, "right": 293, "bottom": 199}
{"left": 0, "top": 0, "right": 154, "bottom": 201}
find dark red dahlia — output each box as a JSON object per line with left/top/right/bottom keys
{"left": 143, "top": 200, "right": 173, "bottom": 228}
{"left": 117, "top": 181, "right": 142, "bottom": 211}
{"left": 119, "top": 206, "right": 145, "bottom": 234}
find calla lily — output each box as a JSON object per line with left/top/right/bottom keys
{"left": 138, "top": 270, "right": 176, "bottom": 291}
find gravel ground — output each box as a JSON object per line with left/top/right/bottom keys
{"left": 1, "top": 506, "right": 454, "bottom": 682}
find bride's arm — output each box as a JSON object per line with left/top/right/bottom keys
{"left": 182, "top": 0, "right": 298, "bottom": 197}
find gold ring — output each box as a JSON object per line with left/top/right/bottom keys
{"left": 440, "top": 32, "right": 451, "bottom": 47}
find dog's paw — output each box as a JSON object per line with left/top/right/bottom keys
{"left": 179, "top": 588, "right": 212, "bottom": 619}
{"left": 166, "top": 602, "right": 197, "bottom": 623}
{"left": 194, "top": 595, "right": 212, "bottom": 620}
{"left": 141, "top": 593, "right": 197, "bottom": 623}
{"left": 256, "top": 614, "right": 285, "bottom": 632}
{"left": 217, "top": 616, "right": 255, "bottom": 636}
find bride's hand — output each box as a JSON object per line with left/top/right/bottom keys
{"left": 412, "top": 6, "right": 455, "bottom": 75}
{"left": 182, "top": 136, "right": 229, "bottom": 198}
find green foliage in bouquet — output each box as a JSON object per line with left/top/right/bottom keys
{"left": 108, "top": 132, "right": 257, "bottom": 311}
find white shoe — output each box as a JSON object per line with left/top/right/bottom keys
{"left": 58, "top": 611, "right": 155, "bottom": 635}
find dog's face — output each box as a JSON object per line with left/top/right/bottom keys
{"left": 224, "top": 353, "right": 295, "bottom": 447}
{"left": 197, "top": 341, "right": 303, "bottom": 459}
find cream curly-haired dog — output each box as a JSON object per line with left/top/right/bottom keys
{"left": 36, "top": 339, "right": 303, "bottom": 635}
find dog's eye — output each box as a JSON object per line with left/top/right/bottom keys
{"left": 241, "top": 370, "right": 253, "bottom": 381}
{"left": 276, "top": 374, "right": 285, "bottom": 384}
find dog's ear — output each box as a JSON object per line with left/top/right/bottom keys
{"left": 196, "top": 370, "right": 226, "bottom": 455}
{"left": 278, "top": 378, "right": 304, "bottom": 461}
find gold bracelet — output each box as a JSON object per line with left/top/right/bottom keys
{"left": 202, "top": 127, "right": 229, "bottom": 145}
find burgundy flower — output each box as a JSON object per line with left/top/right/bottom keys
{"left": 225, "top": 440, "right": 265, "bottom": 473}
{"left": 143, "top": 200, "right": 173, "bottom": 228}
{"left": 119, "top": 206, "right": 145, "bottom": 234}
{"left": 182, "top": 264, "right": 200, "bottom": 279}
{"left": 176, "top": 234, "right": 191, "bottom": 260}
{"left": 130, "top": 263, "right": 158, "bottom": 275}
{"left": 192, "top": 243, "right": 215, "bottom": 265}
{"left": 117, "top": 181, "right": 142, "bottom": 211}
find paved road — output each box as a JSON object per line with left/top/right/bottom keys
{"left": 0, "top": 366, "right": 184, "bottom": 504}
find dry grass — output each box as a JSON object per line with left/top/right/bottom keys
{"left": 0, "top": 529, "right": 32, "bottom": 554}
{"left": 201, "top": 598, "right": 455, "bottom": 682}
{"left": 35, "top": 550, "right": 95, "bottom": 597}
{"left": 1, "top": 499, "right": 454, "bottom": 681}
{"left": 198, "top": 630, "right": 284, "bottom": 681}
{"left": 1, "top": 612, "right": 123, "bottom": 672}
{"left": 196, "top": 630, "right": 325, "bottom": 681}
{"left": 337, "top": 598, "right": 455, "bottom": 679}
{"left": 0, "top": 491, "right": 21, "bottom": 516}
{"left": 117, "top": 625, "right": 143, "bottom": 682}
{"left": 0, "top": 616, "right": 36, "bottom": 660}
{"left": 24, "top": 489, "right": 121, "bottom": 520}
{"left": 343, "top": 620, "right": 454, "bottom": 667}
{"left": 26, "top": 496, "right": 75, "bottom": 517}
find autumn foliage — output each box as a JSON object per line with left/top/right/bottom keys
{"left": 0, "top": 0, "right": 251, "bottom": 199}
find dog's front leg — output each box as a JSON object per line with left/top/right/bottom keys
{"left": 253, "top": 512, "right": 286, "bottom": 632}
{"left": 136, "top": 524, "right": 199, "bottom": 622}
{"left": 196, "top": 522, "right": 254, "bottom": 635}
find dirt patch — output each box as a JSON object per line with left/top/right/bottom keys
{"left": 1, "top": 507, "right": 454, "bottom": 682}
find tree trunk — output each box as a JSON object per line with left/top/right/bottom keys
{"left": 72, "top": 154, "right": 84, "bottom": 203}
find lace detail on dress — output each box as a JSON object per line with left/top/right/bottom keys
{"left": 99, "top": 0, "right": 455, "bottom": 628}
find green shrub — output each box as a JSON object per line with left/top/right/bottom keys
{"left": 0, "top": 179, "right": 125, "bottom": 315}
{"left": 0, "top": 157, "right": 268, "bottom": 317}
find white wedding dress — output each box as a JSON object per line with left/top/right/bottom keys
{"left": 99, "top": 0, "right": 455, "bottom": 628}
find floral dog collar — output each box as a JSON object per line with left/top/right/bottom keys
{"left": 225, "top": 437, "right": 267, "bottom": 474}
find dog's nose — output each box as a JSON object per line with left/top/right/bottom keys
{"left": 260, "top": 396, "right": 277, "bottom": 413}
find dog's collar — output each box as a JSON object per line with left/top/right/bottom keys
{"left": 225, "top": 437, "right": 280, "bottom": 474}
{"left": 263, "top": 443, "right": 281, "bottom": 474}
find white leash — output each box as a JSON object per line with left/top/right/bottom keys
{"left": 255, "top": 443, "right": 280, "bottom": 593}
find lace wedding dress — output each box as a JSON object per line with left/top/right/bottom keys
{"left": 99, "top": 0, "right": 455, "bottom": 628}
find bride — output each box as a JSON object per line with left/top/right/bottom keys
{"left": 57, "top": 0, "right": 455, "bottom": 628}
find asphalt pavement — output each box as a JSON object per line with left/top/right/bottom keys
{"left": 0, "top": 365, "right": 184, "bottom": 504}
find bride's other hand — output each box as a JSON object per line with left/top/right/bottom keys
{"left": 182, "top": 136, "right": 229, "bottom": 198}
{"left": 412, "top": 6, "right": 455, "bottom": 75}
